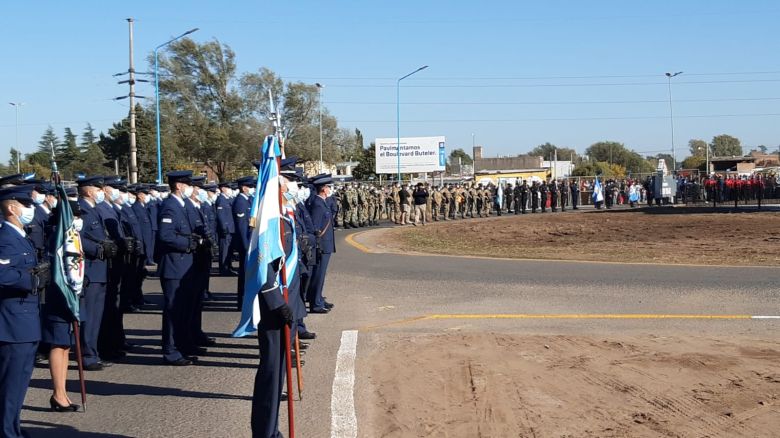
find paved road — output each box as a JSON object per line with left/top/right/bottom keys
{"left": 22, "top": 225, "right": 780, "bottom": 437}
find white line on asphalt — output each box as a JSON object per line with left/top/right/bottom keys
{"left": 331, "top": 330, "right": 358, "bottom": 438}
{"left": 752, "top": 315, "right": 780, "bottom": 319}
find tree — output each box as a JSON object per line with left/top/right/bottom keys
{"left": 449, "top": 148, "right": 472, "bottom": 165}
{"left": 688, "top": 139, "right": 708, "bottom": 158}
{"left": 528, "top": 142, "right": 577, "bottom": 161}
{"left": 681, "top": 156, "right": 705, "bottom": 170}
{"left": 757, "top": 145, "right": 768, "bottom": 154}
{"left": 584, "top": 141, "right": 653, "bottom": 174}
{"left": 99, "top": 105, "right": 164, "bottom": 182}
{"left": 59, "top": 127, "right": 80, "bottom": 169}
{"left": 81, "top": 123, "right": 97, "bottom": 152}
{"left": 571, "top": 161, "right": 626, "bottom": 178}
{"left": 37, "top": 126, "right": 60, "bottom": 155}
{"left": 710, "top": 134, "right": 742, "bottom": 157}
{"left": 352, "top": 142, "right": 376, "bottom": 181}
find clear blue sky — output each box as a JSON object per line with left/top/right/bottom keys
{"left": 1, "top": 0, "right": 779, "bottom": 166}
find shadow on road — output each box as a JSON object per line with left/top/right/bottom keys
{"left": 23, "top": 420, "right": 133, "bottom": 438}
{"left": 27, "top": 379, "right": 252, "bottom": 401}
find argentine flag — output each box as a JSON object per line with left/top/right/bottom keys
{"left": 593, "top": 177, "right": 605, "bottom": 204}
{"left": 232, "top": 135, "right": 286, "bottom": 337}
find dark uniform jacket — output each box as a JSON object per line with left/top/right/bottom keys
{"left": 0, "top": 223, "right": 41, "bottom": 343}
{"left": 309, "top": 195, "right": 335, "bottom": 254}
{"left": 157, "top": 195, "right": 195, "bottom": 280}
{"left": 79, "top": 199, "right": 110, "bottom": 283}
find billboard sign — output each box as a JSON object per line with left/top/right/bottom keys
{"left": 375, "top": 136, "right": 446, "bottom": 174}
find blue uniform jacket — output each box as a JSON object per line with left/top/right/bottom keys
{"left": 132, "top": 201, "right": 155, "bottom": 263}
{"left": 119, "top": 204, "right": 144, "bottom": 255}
{"left": 0, "top": 223, "right": 41, "bottom": 343}
{"left": 78, "top": 199, "right": 109, "bottom": 283}
{"left": 98, "top": 202, "right": 125, "bottom": 241}
{"left": 309, "top": 196, "right": 335, "bottom": 254}
{"left": 25, "top": 204, "right": 50, "bottom": 254}
{"left": 157, "top": 196, "right": 194, "bottom": 280}
{"left": 201, "top": 202, "right": 217, "bottom": 243}
{"left": 215, "top": 194, "right": 235, "bottom": 236}
{"left": 232, "top": 194, "right": 252, "bottom": 252}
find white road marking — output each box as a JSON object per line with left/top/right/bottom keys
{"left": 331, "top": 330, "right": 358, "bottom": 438}
{"left": 752, "top": 315, "right": 780, "bottom": 319}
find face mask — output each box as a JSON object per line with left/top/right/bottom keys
{"left": 49, "top": 198, "right": 58, "bottom": 209}
{"left": 150, "top": 191, "right": 160, "bottom": 200}
{"left": 295, "top": 188, "right": 307, "bottom": 203}
{"left": 33, "top": 193, "right": 45, "bottom": 205}
{"left": 72, "top": 217, "right": 84, "bottom": 232}
{"left": 95, "top": 190, "right": 106, "bottom": 204}
{"left": 183, "top": 185, "right": 194, "bottom": 198}
{"left": 161, "top": 192, "right": 169, "bottom": 199}
{"left": 248, "top": 187, "right": 256, "bottom": 196}
{"left": 18, "top": 205, "right": 35, "bottom": 225}
{"left": 109, "top": 190, "right": 120, "bottom": 202}
{"left": 126, "top": 195, "right": 136, "bottom": 206}
{"left": 302, "top": 187, "right": 311, "bottom": 200}
{"left": 197, "top": 190, "right": 208, "bottom": 203}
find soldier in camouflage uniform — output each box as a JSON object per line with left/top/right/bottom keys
{"left": 559, "top": 179, "right": 568, "bottom": 212}
{"left": 441, "top": 185, "right": 451, "bottom": 220}
{"left": 390, "top": 183, "right": 400, "bottom": 224}
{"left": 431, "top": 186, "right": 441, "bottom": 221}
{"left": 357, "top": 184, "right": 368, "bottom": 227}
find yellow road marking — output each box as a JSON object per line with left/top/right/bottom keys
{"left": 344, "top": 231, "right": 372, "bottom": 254}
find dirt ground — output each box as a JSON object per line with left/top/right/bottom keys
{"left": 379, "top": 208, "right": 780, "bottom": 266}
{"left": 363, "top": 333, "right": 780, "bottom": 438}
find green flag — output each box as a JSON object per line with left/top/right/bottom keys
{"left": 51, "top": 183, "right": 82, "bottom": 321}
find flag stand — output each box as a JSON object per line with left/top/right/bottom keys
{"left": 71, "top": 322, "right": 87, "bottom": 412}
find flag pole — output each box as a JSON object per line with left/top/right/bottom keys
{"left": 269, "top": 91, "right": 295, "bottom": 438}
{"left": 50, "top": 143, "right": 88, "bottom": 412}
{"left": 295, "top": 333, "right": 303, "bottom": 400}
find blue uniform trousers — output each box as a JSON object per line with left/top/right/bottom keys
{"left": 99, "top": 262, "right": 125, "bottom": 356}
{"left": 218, "top": 234, "right": 233, "bottom": 274}
{"left": 236, "top": 249, "right": 247, "bottom": 309}
{"left": 306, "top": 252, "right": 331, "bottom": 310}
{"left": 251, "top": 327, "right": 286, "bottom": 438}
{"left": 160, "top": 278, "right": 189, "bottom": 362}
{"left": 81, "top": 281, "right": 106, "bottom": 366}
{"left": 0, "top": 341, "right": 36, "bottom": 438}
{"left": 191, "top": 251, "right": 211, "bottom": 345}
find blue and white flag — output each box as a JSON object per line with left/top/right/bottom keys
{"left": 593, "top": 177, "right": 604, "bottom": 203}
{"left": 496, "top": 183, "right": 503, "bottom": 207}
{"left": 232, "top": 135, "right": 286, "bottom": 337}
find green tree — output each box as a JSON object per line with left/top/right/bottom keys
{"left": 757, "top": 145, "right": 768, "bottom": 154}
{"left": 528, "top": 142, "right": 577, "bottom": 161}
{"left": 681, "top": 155, "right": 705, "bottom": 170}
{"left": 449, "top": 148, "right": 473, "bottom": 165}
{"left": 99, "top": 105, "right": 164, "bottom": 182}
{"left": 710, "top": 134, "right": 742, "bottom": 157}
{"left": 58, "top": 127, "right": 80, "bottom": 170}
{"left": 37, "top": 126, "right": 60, "bottom": 155}
{"left": 81, "top": 123, "right": 98, "bottom": 152}
{"left": 584, "top": 141, "right": 653, "bottom": 174}
{"left": 352, "top": 142, "right": 376, "bottom": 180}
{"left": 688, "top": 139, "right": 708, "bottom": 158}
{"left": 571, "top": 161, "right": 626, "bottom": 178}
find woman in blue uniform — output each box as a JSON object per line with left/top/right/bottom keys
{"left": 41, "top": 199, "right": 81, "bottom": 412}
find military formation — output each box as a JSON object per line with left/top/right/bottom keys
{"left": 0, "top": 162, "right": 337, "bottom": 438}
{"left": 329, "top": 179, "right": 582, "bottom": 228}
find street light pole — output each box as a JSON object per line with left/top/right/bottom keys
{"left": 154, "top": 27, "right": 199, "bottom": 184}
{"left": 8, "top": 102, "right": 24, "bottom": 173}
{"left": 316, "top": 83, "right": 323, "bottom": 173}
{"left": 397, "top": 65, "right": 428, "bottom": 182}
{"left": 665, "top": 71, "right": 683, "bottom": 173}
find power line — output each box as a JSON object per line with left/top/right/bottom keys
{"left": 339, "top": 113, "right": 780, "bottom": 124}
{"left": 280, "top": 70, "right": 780, "bottom": 81}
{"left": 325, "top": 97, "right": 780, "bottom": 106}
{"left": 323, "top": 79, "right": 780, "bottom": 88}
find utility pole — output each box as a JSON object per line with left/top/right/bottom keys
{"left": 127, "top": 18, "right": 138, "bottom": 183}
{"left": 8, "top": 102, "right": 24, "bottom": 173}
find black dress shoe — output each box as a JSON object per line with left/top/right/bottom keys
{"left": 120, "top": 342, "right": 136, "bottom": 352}
{"left": 50, "top": 396, "right": 80, "bottom": 412}
{"left": 298, "top": 331, "right": 316, "bottom": 340}
{"left": 324, "top": 301, "right": 334, "bottom": 309}
{"left": 101, "top": 351, "right": 126, "bottom": 361}
{"left": 298, "top": 342, "right": 309, "bottom": 350}
{"left": 163, "top": 357, "right": 193, "bottom": 366}
{"left": 98, "top": 360, "right": 114, "bottom": 367}
{"left": 280, "top": 392, "right": 288, "bottom": 401}
{"left": 181, "top": 347, "right": 209, "bottom": 356}
{"left": 197, "top": 337, "right": 216, "bottom": 347}
{"left": 309, "top": 308, "right": 329, "bottom": 314}
{"left": 84, "top": 363, "right": 104, "bottom": 371}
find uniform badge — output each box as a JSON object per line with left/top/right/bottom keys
{"left": 0, "top": 259, "right": 9, "bottom": 264}
{"left": 161, "top": 218, "right": 173, "bottom": 223}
